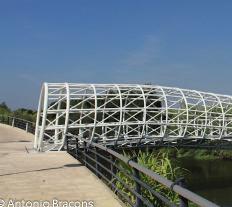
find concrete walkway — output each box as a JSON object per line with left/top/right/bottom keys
{"left": 0, "top": 124, "right": 122, "bottom": 207}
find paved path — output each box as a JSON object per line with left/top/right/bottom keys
{"left": 0, "top": 124, "right": 122, "bottom": 207}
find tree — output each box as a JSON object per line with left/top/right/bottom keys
{"left": 0, "top": 102, "right": 11, "bottom": 115}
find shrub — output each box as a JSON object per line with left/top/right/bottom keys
{"left": 115, "top": 150, "right": 187, "bottom": 206}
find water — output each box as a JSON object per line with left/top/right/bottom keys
{"left": 179, "top": 158, "right": 232, "bottom": 207}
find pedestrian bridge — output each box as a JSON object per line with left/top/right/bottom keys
{"left": 2, "top": 82, "right": 230, "bottom": 207}
{"left": 34, "top": 83, "right": 232, "bottom": 151}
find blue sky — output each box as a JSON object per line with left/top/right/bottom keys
{"left": 1, "top": 1, "right": 232, "bottom": 109}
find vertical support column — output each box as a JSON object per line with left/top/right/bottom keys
{"left": 26, "top": 123, "right": 29, "bottom": 132}
{"left": 66, "top": 134, "right": 69, "bottom": 153}
{"left": 37, "top": 83, "right": 49, "bottom": 151}
{"left": 178, "top": 89, "right": 189, "bottom": 138}
{"left": 84, "top": 148, "right": 87, "bottom": 166}
{"left": 83, "top": 142, "right": 87, "bottom": 166}
{"left": 59, "top": 83, "right": 70, "bottom": 150}
{"left": 54, "top": 90, "right": 63, "bottom": 144}
{"left": 75, "top": 138, "right": 78, "bottom": 159}
{"left": 159, "top": 87, "right": 168, "bottom": 137}
{"left": 137, "top": 85, "right": 146, "bottom": 142}
{"left": 212, "top": 94, "right": 225, "bottom": 139}
{"left": 110, "top": 154, "right": 113, "bottom": 172}
{"left": 194, "top": 90, "right": 207, "bottom": 139}
{"left": 90, "top": 84, "right": 97, "bottom": 143}
{"left": 12, "top": 118, "right": 15, "bottom": 127}
{"left": 34, "top": 83, "right": 45, "bottom": 149}
{"left": 115, "top": 85, "right": 123, "bottom": 144}
{"left": 110, "top": 154, "right": 116, "bottom": 181}
{"left": 95, "top": 148, "right": 100, "bottom": 178}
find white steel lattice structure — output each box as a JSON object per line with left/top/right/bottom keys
{"left": 34, "top": 83, "right": 232, "bottom": 151}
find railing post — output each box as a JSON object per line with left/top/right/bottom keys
{"left": 110, "top": 154, "right": 116, "bottom": 191}
{"left": 26, "top": 123, "right": 29, "bottom": 132}
{"left": 75, "top": 138, "right": 78, "bottom": 159}
{"left": 84, "top": 143, "right": 87, "bottom": 166}
{"left": 12, "top": 118, "right": 15, "bottom": 127}
{"left": 110, "top": 154, "right": 115, "bottom": 174}
{"left": 95, "top": 148, "right": 100, "bottom": 178}
{"left": 66, "top": 135, "right": 69, "bottom": 153}
{"left": 133, "top": 157, "right": 142, "bottom": 207}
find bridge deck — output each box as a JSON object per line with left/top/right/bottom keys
{"left": 0, "top": 124, "right": 122, "bottom": 207}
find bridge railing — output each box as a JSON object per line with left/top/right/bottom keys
{"left": 0, "top": 115, "right": 35, "bottom": 134}
{"left": 66, "top": 134, "right": 219, "bottom": 207}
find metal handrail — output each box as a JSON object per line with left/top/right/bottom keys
{"left": 66, "top": 133, "right": 220, "bottom": 207}
{"left": 0, "top": 115, "right": 35, "bottom": 134}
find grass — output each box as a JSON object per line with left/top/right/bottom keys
{"left": 114, "top": 150, "right": 188, "bottom": 207}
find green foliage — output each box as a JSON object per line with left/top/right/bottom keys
{"left": 0, "top": 102, "right": 36, "bottom": 122}
{"left": 0, "top": 102, "right": 11, "bottom": 115}
{"left": 177, "top": 148, "right": 232, "bottom": 160}
{"left": 115, "top": 150, "right": 187, "bottom": 206}
{"left": 12, "top": 108, "right": 37, "bottom": 122}
{"left": 217, "top": 150, "right": 232, "bottom": 159}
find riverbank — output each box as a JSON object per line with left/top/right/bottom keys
{"left": 156, "top": 147, "right": 232, "bottom": 160}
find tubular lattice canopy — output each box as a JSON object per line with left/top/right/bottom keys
{"left": 34, "top": 83, "right": 232, "bottom": 151}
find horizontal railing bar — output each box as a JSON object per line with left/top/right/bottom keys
{"left": 6, "top": 116, "right": 35, "bottom": 125}
{"left": 80, "top": 153, "right": 134, "bottom": 207}
{"left": 0, "top": 115, "right": 35, "bottom": 135}
{"left": 73, "top": 136, "right": 219, "bottom": 207}
{"left": 79, "top": 150, "right": 154, "bottom": 207}
{"left": 86, "top": 147, "right": 176, "bottom": 207}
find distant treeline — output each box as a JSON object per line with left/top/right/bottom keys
{"left": 0, "top": 102, "right": 37, "bottom": 122}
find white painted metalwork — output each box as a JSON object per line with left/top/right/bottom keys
{"left": 34, "top": 83, "right": 232, "bottom": 151}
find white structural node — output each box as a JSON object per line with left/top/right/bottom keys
{"left": 34, "top": 83, "right": 232, "bottom": 151}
